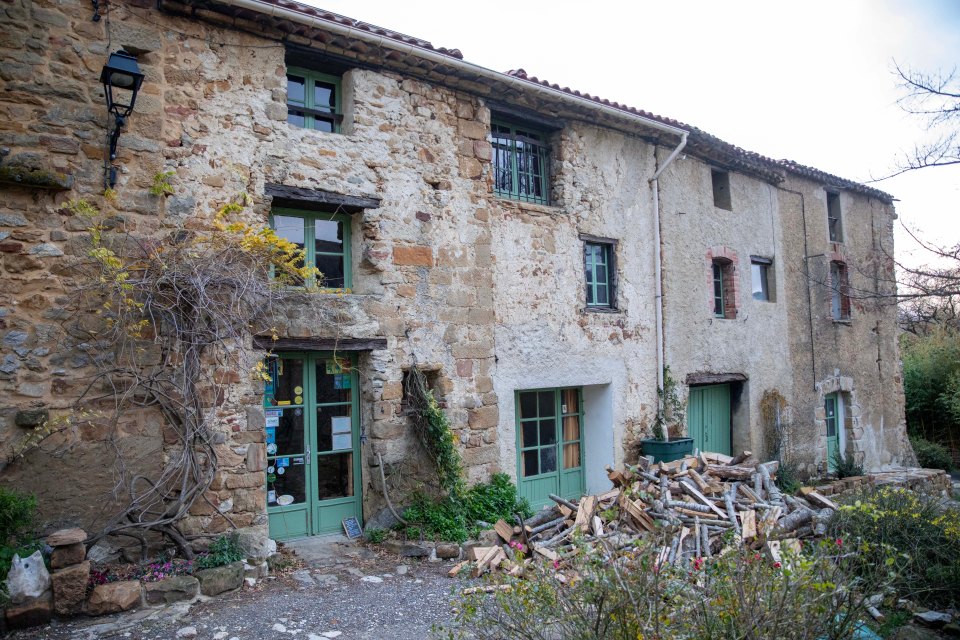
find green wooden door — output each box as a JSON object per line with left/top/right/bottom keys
{"left": 825, "top": 394, "right": 840, "bottom": 473}
{"left": 517, "top": 388, "right": 585, "bottom": 510}
{"left": 688, "top": 385, "right": 732, "bottom": 456}
{"left": 264, "top": 354, "right": 362, "bottom": 540}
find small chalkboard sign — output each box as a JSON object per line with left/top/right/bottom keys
{"left": 342, "top": 516, "right": 363, "bottom": 540}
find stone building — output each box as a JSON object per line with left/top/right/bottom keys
{"left": 0, "top": 0, "right": 914, "bottom": 547}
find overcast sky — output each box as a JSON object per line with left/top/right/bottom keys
{"left": 304, "top": 0, "right": 959, "bottom": 267}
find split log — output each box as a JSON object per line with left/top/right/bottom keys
{"left": 806, "top": 491, "right": 838, "bottom": 510}
{"left": 728, "top": 451, "right": 753, "bottom": 466}
{"left": 739, "top": 510, "right": 757, "bottom": 540}
{"left": 494, "top": 519, "right": 514, "bottom": 543}
{"left": 680, "top": 480, "right": 728, "bottom": 518}
{"left": 462, "top": 584, "right": 512, "bottom": 595}
{"left": 705, "top": 464, "right": 756, "bottom": 481}
{"left": 574, "top": 495, "right": 597, "bottom": 532}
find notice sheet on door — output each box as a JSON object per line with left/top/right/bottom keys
{"left": 331, "top": 416, "right": 352, "bottom": 451}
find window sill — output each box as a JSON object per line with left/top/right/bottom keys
{"left": 832, "top": 318, "right": 852, "bottom": 326}
{"left": 583, "top": 306, "right": 622, "bottom": 315}
{"left": 494, "top": 197, "right": 563, "bottom": 216}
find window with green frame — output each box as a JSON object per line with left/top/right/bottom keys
{"left": 286, "top": 67, "right": 342, "bottom": 133}
{"left": 490, "top": 119, "right": 550, "bottom": 205}
{"left": 584, "top": 240, "right": 615, "bottom": 308}
{"left": 270, "top": 209, "right": 352, "bottom": 290}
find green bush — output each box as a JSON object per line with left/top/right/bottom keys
{"left": 775, "top": 461, "right": 802, "bottom": 494}
{"left": 193, "top": 533, "right": 245, "bottom": 570}
{"left": 0, "top": 488, "right": 36, "bottom": 545}
{"left": 0, "top": 489, "right": 41, "bottom": 604}
{"left": 401, "top": 473, "right": 531, "bottom": 543}
{"left": 910, "top": 435, "right": 953, "bottom": 470}
{"left": 828, "top": 486, "right": 960, "bottom": 607}
{"left": 831, "top": 449, "right": 864, "bottom": 479}
{"left": 364, "top": 527, "right": 387, "bottom": 544}
{"left": 444, "top": 534, "right": 885, "bottom": 640}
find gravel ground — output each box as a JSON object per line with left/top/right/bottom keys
{"left": 11, "top": 547, "right": 470, "bottom": 640}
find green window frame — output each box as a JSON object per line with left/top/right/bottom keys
{"left": 270, "top": 208, "right": 352, "bottom": 291}
{"left": 286, "top": 67, "right": 343, "bottom": 133}
{"left": 584, "top": 241, "right": 615, "bottom": 308}
{"left": 490, "top": 119, "right": 550, "bottom": 205}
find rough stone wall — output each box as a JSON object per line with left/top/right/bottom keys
{"left": 777, "top": 175, "right": 914, "bottom": 474}
{"left": 657, "top": 152, "right": 794, "bottom": 458}
{"left": 490, "top": 124, "right": 660, "bottom": 484}
{"left": 0, "top": 0, "right": 913, "bottom": 542}
{"left": 0, "top": 0, "right": 500, "bottom": 537}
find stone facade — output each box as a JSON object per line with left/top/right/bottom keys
{"left": 0, "top": 0, "right": 913, "bottom": 544}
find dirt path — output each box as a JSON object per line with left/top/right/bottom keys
{"left": 12, "top": 542, "right": 469, "bottom": 640}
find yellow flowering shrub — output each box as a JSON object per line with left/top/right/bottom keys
{"left": 829, "top": 486, "right": 960, "bottom": 607}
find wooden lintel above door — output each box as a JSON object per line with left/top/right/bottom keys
{"left": 253, "top": 336, "right": 388, "bottom": 352}
{"left": 685, "top": 372, "right": 747, "bottom": 386}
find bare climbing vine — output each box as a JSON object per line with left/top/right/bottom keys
{"left": 50, "top": 192, "right": 327, "bottom": 558}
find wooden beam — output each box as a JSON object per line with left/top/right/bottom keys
{"left": 252, "top": 336, "right": 387, "bottom": 352}
{"left": 265, "top": 183, "right": 381, "bottom": 212}
{"left": 685, "top": 372, "right": 748, "bottom": 385}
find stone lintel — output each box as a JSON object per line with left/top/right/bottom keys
{"left": 265, "top": 183, "right": 381, "bottom": 213}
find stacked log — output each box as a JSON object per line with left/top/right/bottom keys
{"left": 454, "top": 451, "right": 835, "bottom": 579}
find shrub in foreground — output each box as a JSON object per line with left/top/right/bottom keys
{"left": 829, "top": 486, "right": 960, "bottom": 608}
{"left": 193, "top": 533, "right": 245, "bottom": 570}
{"left": 402, "top": 473, "right": 531, "bottom": 543}
{"left": 444, "top": 535, "right": 885, "bottom": 640}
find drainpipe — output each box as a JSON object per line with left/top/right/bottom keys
{"left": 649, "top": 134, "right": 688, "bottom": 395}
{"left": 218, "top": 0, "right": 688, "bottom": 141}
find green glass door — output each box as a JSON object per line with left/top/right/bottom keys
{"left": 516, "top": 388, "right": 585, "bottom": 510}
{"left": 825, "top": 393, "right": 840, "bottom": 473}
{"left": 264, "top": 353, "right": 361, "bottom": 540}
{"left": 688, "top": 384, "right": 732, "bottom": 456}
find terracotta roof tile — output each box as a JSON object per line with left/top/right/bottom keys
{"left": 505, "top": 70, "right": 892, "bottom": 202}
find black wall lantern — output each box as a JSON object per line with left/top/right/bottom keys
{"left": 100, "top": 50, "right": 144, "bottom": 187}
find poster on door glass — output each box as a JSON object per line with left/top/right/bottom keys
{"left": 331, "top": 416, "right": 352, "bottom": 451}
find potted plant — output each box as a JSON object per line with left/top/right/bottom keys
{"left": 641, "top": 367, "right": 694, "bottom": 462}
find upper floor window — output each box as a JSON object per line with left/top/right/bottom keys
{"left": 830, "top": 260, "right": 851, "bottom": 321}
{"left": 827, "top": 192, "right": 843, "bottom": 242}
{"left": 711, "top": 170, "right": 732, "bottom": 210}
{"left": 583, "top": 240, "right": 616, "bottom": 309}
{"left": 287, "top": 67, "right": 342, "bottom": 133}
{"left": 751, "top": 256, "right": 773, "bottom": 302}
{"left": 712, "top": 258, "right": 738, "bottom": 319}
{"left": 271, "top": 209, "right": 352, "bottom": 290}
{"left": 490, "top": 119, "right": 550, "bottom": 205}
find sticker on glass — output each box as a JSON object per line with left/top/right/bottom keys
{"left": 277, "top": 457, "right": 290, "bottom": 467}
{"left": 265, "top": 415, "right": 280, "bottom": 428}
{"left": 294, "top": 408, "right": 302, "bottom": 416}
{"left": 266, "top": 428, "right": 276, "bottom": 445}
{"left": 294, "top": 395, "right": 303, "bottom": 405}
{"left": 277, "top": 494, "right": 294, "bottom": 506}
{"left": 267, "top": 490, "right": 277, "bottom": 503}
{"left": 294, "top": 386, "right": 303, "bottom": 395}
{"left": 277, "top": 466, "right": 285, "bottom": 475}
{"left": 267, "top": 465, "right": 275, "bottom": 474}
{"left": 266, "top": 443, "right": 278, "bottom": 455}
{"left": 293, "top": 457, "right": 305, "bottom": 465}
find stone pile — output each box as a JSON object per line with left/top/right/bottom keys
{"left": 3, "top": 526, "right": 265, "bottom": 631}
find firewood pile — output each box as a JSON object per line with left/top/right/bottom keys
{"left": 451, "top": 451, "right": 839, "bottom": 579}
